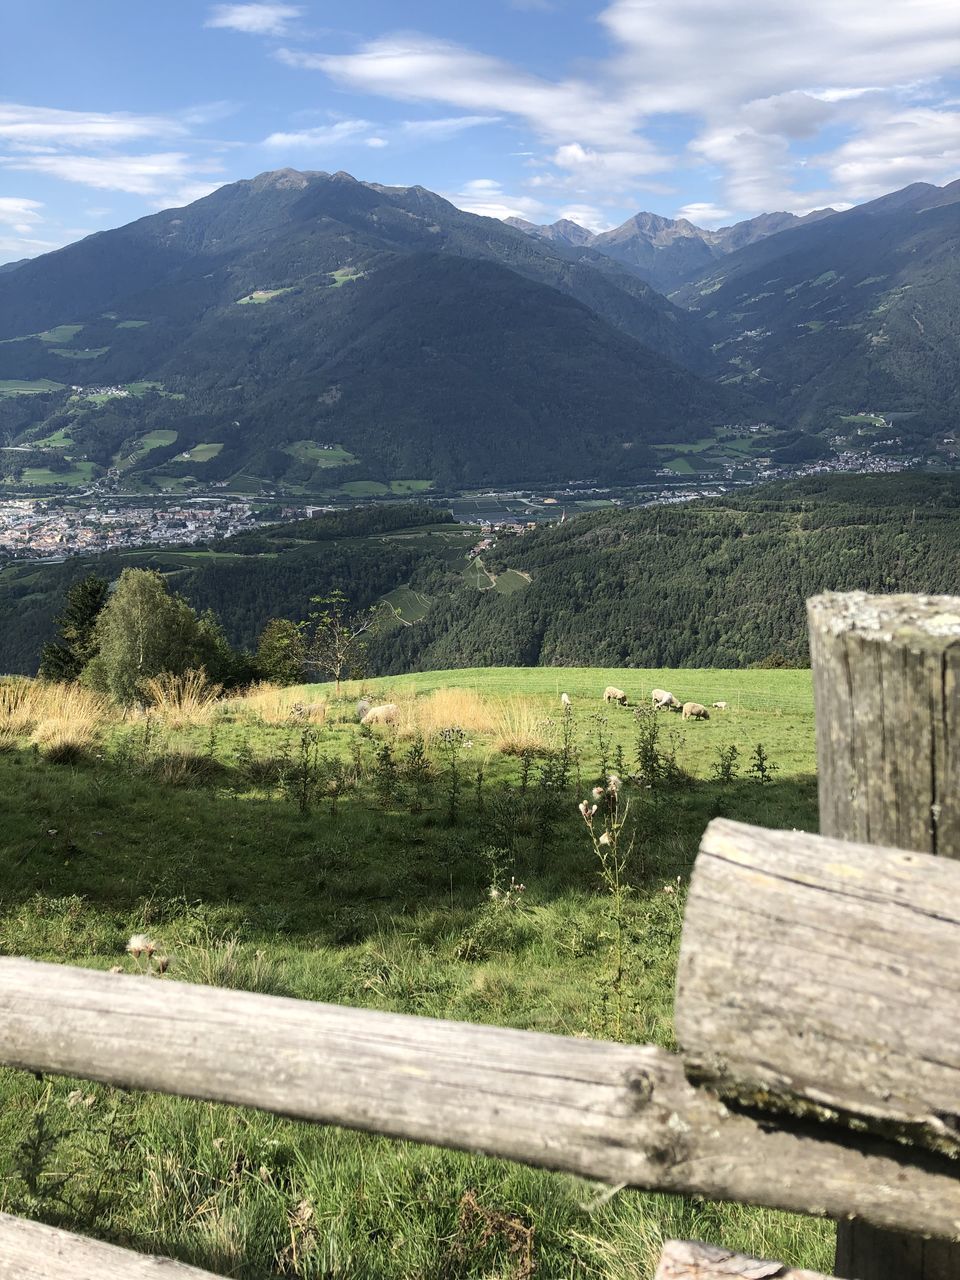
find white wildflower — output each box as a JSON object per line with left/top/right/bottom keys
{"left": 591, "top": 786, "right": 605, "bottom": 800}
{"left": 126, "top": 933, "right": 155, "bottom": 957}
{"left": 598, "top": 832, "right": 612, "bottom": 846}
{"left": 606, "top": 773, "right": 622, "bottom": 794}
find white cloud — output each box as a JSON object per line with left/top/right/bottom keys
{"left": 556, "top": 204, "right": 614, "bottom": 232}
{"left": 263, "top": 119, "right": 374, "bottom": 147}
{"left": 819, "top": 107, "right": 960, "bottom": 197}
{"left": 1, "top": 152, "right": 214, "bottom": 197}
{"left": 0, "top": 103, "right": 185, "bottom": 148}
{"left": 205, "top": 4, "right": 302, "bottom": 36}
{"left": 278, "top": 37, "right": 640, "bottom": 149}
{"left": 0, "top": 196, "right": 44, "bottom": 226}
{"left": 676, "top": 202, "right": 735, "bottom": 227}
{"left": 366, "top": 137, "right": 389, "bottom": 148}
{"left": 401, "top": 115, "right": 501, "bottom": 141}
{"left": 446, "top": 177, "right": 548, "bottom": 222}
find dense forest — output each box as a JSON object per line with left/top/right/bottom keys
{"left": 370, "top": 476, "right": 960, "bottom": 671}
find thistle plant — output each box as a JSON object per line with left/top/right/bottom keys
{"left": 436, "top": 725, "right": 467, "bottom": 825}
{"left": 579, "top": 771, "right": 633, "bottom": 1041}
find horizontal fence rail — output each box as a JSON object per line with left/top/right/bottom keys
{"left": 0, "top": 1211, "right": 227, "bottom": 1280}
{"left": 655, "top": 1240, "right": 835, "bottom": 1279}
{"left": 676, "top": 819, "right": 960, "bottom": 1156}
{"left": 2, "top": 957, "right": 960, "bottom": 1238}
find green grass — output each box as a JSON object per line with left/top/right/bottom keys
{"left": 50, "top": 346, "right": 109, "bottom": 359}
{"left": 390, "top": 478, "right": 433, "bottom": 494}
{"left": 0, "top": 379, "right": 66, "bottom": 397}
{"left": 236, "top": 287, "right": 295, "bottom": 305}
{"left": 494, "top": 568, "right": 532, "bottom": 595}
{"left": 339, "top": 480, "right": 390, "bottom": 496}
{"left": 28, "top": 427, "right": 74, "bottom": 449}
{"left": 180, "top": 442, "right": 223, "bottom": 463}
{"left": 36, "top": 324, "right": 84, "bottom": 343}
{"left": 114, "top": 430, "right": 178, "bottom": 470}
{"left": 1, "top": 461, "right": 97, "bottom": 487}
{"left": 282, "top": 441, "right": 358, "bottom": 468}
{"left": 0, "top": 666, "right": 832, "bottom": 1277}
{"left": 380, "top": 584, "right": 434, "bottom": 624}
{"left": 328, "top": 267, "right": 366, "bottom": 287}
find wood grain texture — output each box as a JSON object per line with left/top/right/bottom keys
{"left": 0, "top": 1211, "right": 226, "bottom": 1279}
{"left": 676, "top": 819, "right": 960, "bottom": 1156}
{"left": 807, "top": 591, "right": 960, "bottom": 1279}
{"left": 2, "top": 958, "right": 960, "bottom": 1238}
{"left": 654, "top": 1239, "right": 835, "bottom": 1279}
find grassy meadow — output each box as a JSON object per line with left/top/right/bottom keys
{"left": 0, "top": 666, "right": 832, "bottom": 1278}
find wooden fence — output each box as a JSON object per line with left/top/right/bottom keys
{"left": 1, "top": 591, "right": 959, "bottom": 1280}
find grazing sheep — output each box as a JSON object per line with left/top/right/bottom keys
{"left": 356, "top": 698, "right": 372, "bottom": 721}
{"left": 361, "top": 703, "right": 399, "bottom": 726}
{"left": 603, "top": 686, "right": 628, "bottom": 706}
{"left": 560, "top": 692, "right": 571, "bottom": 708}
{"left": 682, "top": 701, "right": 710, "bottom": 720}
{"left": 712, "top": 700, "right": 728, "bottom": 710}
{"left": 651, "top": 688, "right": 681, "bottom": 710}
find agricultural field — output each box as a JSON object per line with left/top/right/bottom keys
{"left": 0, "top": 460, "right": 97, "bottom": 487}
{"left": 0, "top": 379, "right": 66, "bottom": 397}
{"left": 282, "top": 441, "right": 358, "bottom": 468}
{"left": 0, "top": 667, "right": 830, "bottom": 1278}
{"left": 236, "top": 287, "right": 295, "bottom": 305}
{"left": 179, "top": 442, "right": 224, "bottom": 463}
{"left": 114, "top": 430, "right": 178, "bottom": 470}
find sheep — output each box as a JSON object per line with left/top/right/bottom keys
{"left": 651, "top": 688, "right": 681, "bottom": 710}
{"left": 356, "top": 698, "right": 372, "bottom": 721}
{"left": 361, "top": 703, "right": 399, "bottom": 726}
{"left": 712, "top": 700, "right": 728, "bottom": 710}
{"left": 603, "top": 686, "right": 628, "bottom": 705}
{"left": 682, "top": 701, "right": 710, "bottom": 720}
{"left": 560, "top": 692, "right": 571, "bottom": 708}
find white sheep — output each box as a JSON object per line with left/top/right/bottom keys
{"left": 682, "top": 701, "right": 710, "bottom": 720}
{"left": 361, "top": 703, "right": 399, "bottom": 726}
{"left": 603, "top": 686, "right": 628, "bottom": 705}
{"left": 651, "top": 688, "right": 680, "bottom": 710}
{"left": 560, "top": 692, "right": 571, "bottom": 708}
{"left": 356, "top": 698, "right": 372, "bottom": 720}
{"left": 712, "top": 700, "right": 728, "bottom": 710}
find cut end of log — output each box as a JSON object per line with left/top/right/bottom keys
{"left": 807, "top": 592, "right": 960, "bottom": 648}
{"left": 655, "top": 1239, "right": 835, "bottom": 1279}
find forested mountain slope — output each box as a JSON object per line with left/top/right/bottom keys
{"left": 371, "top": 477, "right": 960, "bottom": 671}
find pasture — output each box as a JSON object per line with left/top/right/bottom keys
{"left": 0, "top": 667, "right": 829, "bottom": 1278}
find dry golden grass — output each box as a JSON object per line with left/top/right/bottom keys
{"left": 394, "top": 687, "right": 498, "bottom": 737}
{"left": 0, "top": 679, "right": 112, "bottom": 760}
{"left": 228, "top": 682, "right": 327, "bottom": 726}
{"left": 142, "top": 669, "right": 223, "bottom": 729}
{"left": 387, "top": 687, "right": 554, "bottom": 754}
{"left": 490, "top": 696, "right": 557, "bottom": 755}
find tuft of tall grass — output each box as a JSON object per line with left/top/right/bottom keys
{"left": 492, "top": 697, "right": 556, "bottom": 756}
{"left": 0, "top": 678, "right": 110, "bottom": 759}
{"left": 228, "top": 682, "right": 327, "bottom": 726}
{"left": 395, "top": 687, "right": 498, "bottom": 737}
{"left": 142, "top": 669, "right": 223, "bottom": 729}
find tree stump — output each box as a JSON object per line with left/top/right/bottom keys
{"left": 808, "top": 592, "right": 960, "bottom": 1280}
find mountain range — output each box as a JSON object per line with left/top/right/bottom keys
{"left": 0, "top": 169, "right": 958, "bottom": 495}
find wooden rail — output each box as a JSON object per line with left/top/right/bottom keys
{"left": 676, "top": 819, "right": 960, "bottom": 1156}
{"left": 2, "top": 957, "right": 960, "bottom": 1240}
{"left": 655, "top": 1240, "right": 834, "bottom": 1279}
{"left": 0, "top": 1211, "right": 226, "bottom": 1279}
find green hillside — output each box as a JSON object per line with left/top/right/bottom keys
{"left": 0, "top": 665, "right": 830, "bottom": 1278}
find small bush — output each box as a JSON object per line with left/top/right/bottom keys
{"left": 146, "top": 751, "right": 228, "bottom": 788}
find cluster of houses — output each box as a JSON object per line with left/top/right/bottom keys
{"left": 0, "top": 500, "right": 269, "bottom": 561}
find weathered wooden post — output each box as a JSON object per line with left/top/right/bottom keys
{"left": 808, "top": 591, "right": 960, "bottom": 1280}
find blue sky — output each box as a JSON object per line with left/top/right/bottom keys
{"left": 2, "top": 0, "right": 959, "bottom": 263}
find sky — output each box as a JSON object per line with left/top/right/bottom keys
{"left": 2, "top": 0, "right": 959, "bottom": 263}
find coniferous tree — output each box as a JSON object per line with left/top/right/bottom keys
{"left": 256, "top": 618, "right": 307, "bottom": 685}
{"left": 39, "top": 575, "right": 109, "bottom": 681}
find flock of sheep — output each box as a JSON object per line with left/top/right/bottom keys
{"left": 353, "top": 688, "right": 728, "bottom": 729}
{"left": 589, "top": 686, "right": 727, "bottom": 721}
